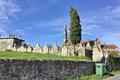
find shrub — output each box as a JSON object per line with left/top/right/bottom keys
{"left": 108, "top": 51, "right": 120, "bottom": 66}
{"left": 107, "top": 51, "right": 120, "bottom": 71}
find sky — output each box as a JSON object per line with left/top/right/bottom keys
{"left": 0, "top": 0, "right": 120, "bottom": 49}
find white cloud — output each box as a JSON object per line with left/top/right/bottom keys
{"left": 81, "top": 0, "right": 120, "bottom": 49}
{"left": 33, "top": 18, "right": 66, "bottom": 42}
{"left": 100, "top": 33, "right": 120, "bottom": 50}
{"left": 24, "top": 0, "right": 59, "bottom": 14}
{"left": 82, "top": 0, "right": 120, "bottom": 26}
{"left": 0, "top": 0, "right": 20, "bottom": 35}
{"left": 82, "top": 32, "right": 96, "bottom": 37}
{"left": 14, "top": 29, "right": 24, "bottom": 36}
{"left": 40, "top": 33, "right": 62, "bottom": 38}
{"left": 34, "top": 18, "right": 65, "bottom": 30}
{"left": 82, "top": 23, "right": 103, "bottom": 38}
{"left": 0, "top": 29, "right": 7, "bottom": 35}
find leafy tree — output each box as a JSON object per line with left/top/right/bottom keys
{"left": 70, "top": 6, "right": 82, "bottom": 44}
{"left": 108, "top": 51, "right": 120, "bottom": 66}
{"left": 109, "top": 51, "right": 120, "bottom": 58}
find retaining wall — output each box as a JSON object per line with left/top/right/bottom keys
{"left": 0, "top": 60, "right": 95, "bottom": 80}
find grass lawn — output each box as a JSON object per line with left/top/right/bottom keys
{"left": 0, "top": 51, "right": 89, "bottom": 61}
{"left": 110, "top": 70, "right": 120, "bottom": 75}
{"left": 67, "top": 75, "right": 102, "bottom": 80}
{"left": 67, "top": 70, "right": 120, "bottom": 80}
{"left": 118, "top": 53, "right": 120, "bottom": 56}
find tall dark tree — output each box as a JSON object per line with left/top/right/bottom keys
{"left": 70, "top": 6, "right": 82, "bottom": 44}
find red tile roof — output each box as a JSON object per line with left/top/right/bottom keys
{"left": 103, "top": 44, "right": 117, "bottom": 49}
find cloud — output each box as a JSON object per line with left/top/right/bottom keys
{"left": 23, "top": 0, "right": 59, "bottom": 14}
{"left": 82, "top": 23, "right": 103, "bottom": 38}
{"left": 0, "top": 0, "right": 20, "bottom": 35}
{"left": 81, "top": 0, "right": 120, "bottom": 49}
{"left": 101, "top": 33, "right": 120, "bottom": 43}
{"left": 82, "top": 32, "right": 96, "bottom": 37}
{"left": 33, "top": 18, "right": 65, "bottom": 43}
{"left": 40, "top": 33, "right": 62, "bottom": 39}
{"left": 14, "top": 29, "right": 24, "bottom": 36}
{"left": 101, "top": 33, "right": 120, "bottom": 50}
{"left": 82, "top": 0, "right": 120, "bottom": 27}
{"left": 0, "top": 29, "right": 7, "bottom": 35}
{"left": 34, "top": 18, "right": 65, "bottom": 31}
{"left": 35, "top": 18, "right": 64, "bottom": 27}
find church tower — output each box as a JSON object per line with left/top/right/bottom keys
{"left": 63, "top": 23, "right": 67, "bottom": 43}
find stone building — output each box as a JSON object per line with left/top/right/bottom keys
{"left": 26, "top": 45, "right": 33, "bottom": 52}
{"left": 0, "top": 35, "right": 33, "bottom": 52}
{"left": 101, "top": 44, "right": 118, "bottom": 57}
{"left": 33, "top": 43, "right": 42, "bottom": 53}
{"left": 77, "top": 43, "right": 85, "bottom": 56}
{"left": 92, "top": 41, "right": 103, "bottom": 61}
{"left": 43, "top": 45, "right": 51, "bottom": 53}
{"left": 17, "top": 43, "right": 27, "bottom": 52}
{"left": 101, "top": 44, "right": 118, "bottom": 52}
{"left": 51, "top": 42, "right": 60, "bottom": 55}
{"left": 0, "top": 35, "right": 24, "bottom": 51}
{"left": 32, "top": 42, "right": 61, "bottom": 55}
{"left": 61, "top": 24, "right": 104, "bottom": 61}
{"left": 0, "top": 22, "right": 118, "bottom": 62}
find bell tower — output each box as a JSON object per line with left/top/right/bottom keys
{"left": 63, "top": 23, "right": 67, "bottom": 43}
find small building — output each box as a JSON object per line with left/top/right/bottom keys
{"left": 0, "top": 36, "right": 24, "bottom": 51}
{"left": 101, "top": 44, "right": 118, "bottom": 52}
{"left": 101, "top": 44, "right": 118, "bottom": 57}
{"left": 62, "top": 23, "right": 104, "bottom": 61}
{"left": 33, "top": 43, "right": 43, "bottom": 53}
{"left": 26, "top": 45, "right": 33, "bottom": 52}
{"left": 43, "top": 45, "right": 52, "bottom": 53}
{"left": 17, "top": 43, "right": 27, "bottom": 52}
{"left": 51, "top": 42, "right": 60, "bottom": 54}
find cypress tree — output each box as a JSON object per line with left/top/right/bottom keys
{"left": 70, "top": 6, "right": 82, "bottom": 44}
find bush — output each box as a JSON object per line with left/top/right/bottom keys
{"left": 109, "top": 51, "right": 120, "bottom": 58}
{"left": 107, "top": 51, "right": 120, "bottom": 71}
{"left": 108, "top": 51, "right": 120, "bottom": 66}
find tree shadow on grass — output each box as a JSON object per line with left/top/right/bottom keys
{"left": 103, "top": 72, "right": 114, "bottom": 79}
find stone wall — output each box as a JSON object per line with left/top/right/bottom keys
{"left": 0, "top": 60, "right": 95, "bottom": 80}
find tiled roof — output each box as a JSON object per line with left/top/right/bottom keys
{"left": 63, "top": 38, "right": 101, "bottom": 46}
{"left": 102, "top": 44, "right": 117, "bottom": 49}
{"left": 80, "top": 38, "right": 100, "bottom": 44}
{"left": 80, "top": 40, "right": 87, "bottom": 44}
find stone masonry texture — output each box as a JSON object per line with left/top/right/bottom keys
{"left": 0, "top": 60, "right": 95, "bottom": 80}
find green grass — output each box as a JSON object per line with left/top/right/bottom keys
{"left": 118, "top": 53, "right": 120, "bottom": 56}
{"left": 67, "top": 75, "right": 102, "bottom": 80}
{"left": 67, "top": 70, "right": 120, "bottom": 80}
{"left": 0, "top": 51, "right": 89, "bottom": 61}
{"left": 110, "top": 70, "right": 120, "bottom": 75}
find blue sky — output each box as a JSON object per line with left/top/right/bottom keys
{"left": 0, "top": 0, "right": 120, "bottom": 49}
